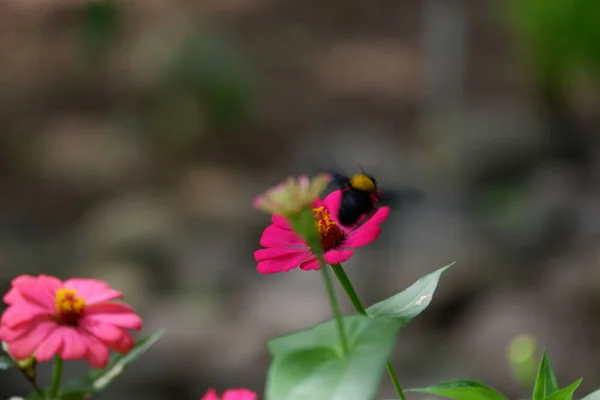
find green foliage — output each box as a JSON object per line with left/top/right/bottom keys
{"left": 544, "top": 379, "right": 583, "bottom": 400}
{"left": 287, "top": 209, "right": 324, "bottom": 259}
{"left": 532, "top": 351, "right": 560, "bottom": 400}
{"left": 266, "top": 316, "right": 402, "bottom": 400}
{"left": 366, "top": 262, "right": 455, "bottom": 323}
{"left": 61, "top": 330, "right": 165, "bottom": 397}
{"left": 508, "top": 0, "right": 600, "bottom": 83}
{"left": 265, "top": 264, "right": 455, "bottom": 399}
{"left": 406, "top": 380, "right": 508, "bottom": 400}
{"left": 405, "top": 348, "right": 588, "bottom": 400}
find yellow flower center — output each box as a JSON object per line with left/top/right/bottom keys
{"left": 313, "top": 206, "right": 345, "bottom": 252}
{"left": 55, "top": 288, "right": 86, "bottom": 326}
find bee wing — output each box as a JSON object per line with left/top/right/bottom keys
{"left": 347, "top": 188, "right": 424, "bottom": 233}
{"left": 331, "top": 173, "right": 351, "bottom": 187}
{"left": 377, "top": 188, "right": 424, "bottom": 207}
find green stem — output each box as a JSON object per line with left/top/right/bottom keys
{"left": 318, "top": 255, "right": 350, "bottom": 356}
{"left": 17, "top": 367, "right": 44, "bottom": 396}
{"left": 331, "top": 263, "right": 407, "bottom": 400}
{"left": 287, "top": 209, "right": 349, "bottom": 357}
{"left": 47, "top": 357, "right": 63, "bottom": 399}
{"left": 27, "top": 376, "right": 44, "bottom": 397}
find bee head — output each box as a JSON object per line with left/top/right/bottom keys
{"left": 349, "top": 173, "right": 377, "bottom": 192}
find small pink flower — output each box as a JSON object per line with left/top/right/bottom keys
{"left": 253, "top": 174, "right": 332, "bottom": 216}
{"left": 201, "top": 388, "right": 258, "bottom": 400}
{"left": 0, "top": 275, "right": 143, "bottom": 368}
{"left": 254, "top": 189, "right": 390, "bottom": 273}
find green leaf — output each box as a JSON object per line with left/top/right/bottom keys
{"left": 0, "top": 355, "right": 15, "bottom": 371}
{"left": 265, "top": 315, "right": 402, "bottom": 400}
{"left": 62, "top": 330, "right": 166, "bottom": 395}
{"left": 544, "top": 378, "right": 582, "bottom": 400}
{"left": 89, "top": 329, "right": 165, "bottom": 389}
{"left": 366, "top": 262, "right": 455, "bottom": 324}
{"left": 533, "top": 350, "right": 560, "bottom": 400}
{"left": 267, "top": 315, "right": 353, "bottom": 357}
{"left": 406, "top": 380, "right": 508, "bottom": 400}
{"left": 582, "top": 389, "right": 600, "bottom": 400}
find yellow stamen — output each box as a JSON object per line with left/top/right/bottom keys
{"left": 55, "top": 288, "right": 86, "bottom": 325}
{"left": 313, "top": 206, "right": 345, "bottom": 251}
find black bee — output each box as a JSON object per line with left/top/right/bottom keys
{"left": 330, "top": 170, "right": 423, "bottom": 227}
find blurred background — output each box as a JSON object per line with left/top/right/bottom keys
{"left": 1, "top": 0, "right": 599, "bottom": 399}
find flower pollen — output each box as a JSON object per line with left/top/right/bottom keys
{"left": 313, "top": 206, "right": 345, "bottom": 252}
{"left": 55, "top": 288, "right": 86, "bottom": 326}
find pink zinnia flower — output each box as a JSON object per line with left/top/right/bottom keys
{"left": 201, "top": 388, "right": 258, "bottom": 400}
{"left": 0, "top": 275, "right": 143, "bottom": 368}
{"left": 254, "top": 189, "right": 390, "bottom": 273}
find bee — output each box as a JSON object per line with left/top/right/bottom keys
{"left": 330, "top": 169, "right": 423, "bottom": 227}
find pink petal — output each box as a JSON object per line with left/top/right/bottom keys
{"left": 0, "top": 325, "right": 18, "bottom": 341}
{"left": 35, "top": 328, "right": 65, "bottom": 363}
{"left": 259, "top": 224, "right": 305, "bottom": 247}
{"left": 3, "top": 287, "right": 24, "bottom": 304}
{"left": 344, "top": 206, "right": 390, "bottom": 248}
{"left": 323, "top": 190, "right": 353, "bottom": 228}
{"left": 83, "top": 321, "right": 134, "bottom": 354}
{"left": 107, "top": 330, "right": 134, "bottom": 354}
{"left": 56, "top": 327, "right": 87, "bottom": 360}
{"left": 299, "top": 259, "right": 320, "bottom": 271}
{"left": 0, "top": 316, "right": 51, "bottom": 342}
{"left": 254, "top": 247, "right": 307, "bottom": 261}
{"left": 0, "top": 321, "right": 27, "bottom": 341}
{"left": 323, "top": 190, "right": 343, "bottom": 221}
{"left": 83, "top": 313, "right": 142, "bottom": 330}
{"left": 364, "top": 205, "right": 390, "bottom": 225}
{"left": 255, "top": 247, "right": 313, "bottom": 274}
{"left": 84, "top": 302, "right": 136, "bottom": 314}
{"left": 79, "top": 319, "right": 124, "bottom": 343}
{"left": 38, "top": 274, "right": 63, "bottom": 293}
{"left": 12, "top": 276, "right": 58, "bottom": 310}
{"left": 223, "top": 389, "right": 258, "bottom": 400}
{"left": 81, "top": 332, "right": 109, "bottom": 368}
{"left": 271, "top": 215, "right": 292, "bottom": 230}
{"left": 201, "top": 389, "right": 220, "bottom": 400}
{"left": 79, "top": 319, "right": 135, "bottom": 354}
{"left": 1, "top": 302, "right": 51, "bottom": 328}
{"left": 6, "top": 275, "right": 36, "bottom": 288}
{"left": 312, "top": 197, "right": 325, "bottom": 208}
{"left": 83, "top": 304, "right": 142, "bottom": 330}
{"left": 2, "top": 275, "right": 35, "bottom": 304}
{"left": 63, "top": 278, "right": 123, "bottom": 305}
{"left": 7, "top": 321, "right": 57, "bottom": 360}
{"left": 323, "top": 250, "right": 354, "bottom": 264}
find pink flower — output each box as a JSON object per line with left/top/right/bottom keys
{"left": 201, "top": 388, "right": 258, "bottom": 400}
{"left": 253, "top": 173, "right": 332, "bottom": 216}
{"left": 254, "top": 189, "right": 390, "bottom": 273}
{"left": 0, "top": 275, "right": 143, "bottom": 368}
